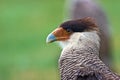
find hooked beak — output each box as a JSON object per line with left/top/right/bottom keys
{"left": 46, "top": 27, "right": 71, "bottom": 43}
{"left": 46, "top": 33, "right": 56, "bottom": 43}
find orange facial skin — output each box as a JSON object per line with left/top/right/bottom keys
{"left": 51, "top": 27, "right": 72, "bottom": 41}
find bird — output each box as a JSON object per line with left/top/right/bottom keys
{"left": 64, "top": 0, "right": 111, "bottom": 66}
{"left": 46, "top": 17, "right": 120, "bottom": 80}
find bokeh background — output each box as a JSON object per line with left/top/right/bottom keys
{"left": 0, "top": 0, "right": 120, "bottom": 80}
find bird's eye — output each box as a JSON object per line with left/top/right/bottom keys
{"left": 66, "top": 29, "right": 72, "bottom": 33}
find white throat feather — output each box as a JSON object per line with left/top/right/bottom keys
{"left": 58, "top": 31, "right": 100, "bottom": 49}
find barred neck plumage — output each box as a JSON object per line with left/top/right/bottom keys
{"left": 59, "top": 31, "right": 100, "bottom": 55}
{"left": 59, "top": 31, "right": 120, "bottom": 80}
{"left": 59, "top": 31, "right": 100, "bottom": 62}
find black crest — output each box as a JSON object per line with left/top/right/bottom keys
{"left": 60, "top": 17, "right": 97, "bottom": 32}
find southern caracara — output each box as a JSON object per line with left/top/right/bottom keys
{"left": 46, "top": 17, "right": 120, "bottom": 80}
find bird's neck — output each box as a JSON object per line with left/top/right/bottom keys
{"left": 58, "top": 33, "right": 120, "bottom": 80}
{"left": 59, "top": 32, "right": 100, "bottom": 54}
{"left": 59, "top": 32, "right": 100, "bottom": 61}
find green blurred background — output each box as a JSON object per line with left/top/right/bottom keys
{"left": 0, "top": 0, "right": 120, "bottom": 80}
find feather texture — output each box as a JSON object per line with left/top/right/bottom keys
{"left": 59, "top": 32, "right": 120, "bottom": 80}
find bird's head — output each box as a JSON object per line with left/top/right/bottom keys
{"left": 46, "top": 17, "right": 100, "bottom": 48}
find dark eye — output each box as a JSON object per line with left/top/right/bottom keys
{"left": 66, "top": 28, "right": 72, "bottom": 33}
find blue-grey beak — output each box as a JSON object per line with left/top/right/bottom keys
{"left": 46, "top": 33, "right": 56, "bottom": 43}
